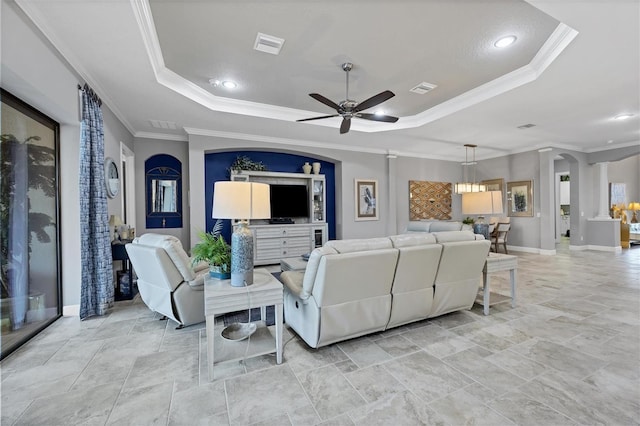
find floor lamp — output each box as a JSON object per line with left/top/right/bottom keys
{"left": 212, "top": 181, "right": 271, "bottom": 287}
{"left": 462, "top": 191, "right": 503, "bottom": 240}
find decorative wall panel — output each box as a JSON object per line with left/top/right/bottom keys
{"left": 409, "top": 180, "right": 452, "bottom": 220}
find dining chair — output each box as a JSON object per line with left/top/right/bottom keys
{"left": 492, "top": 222, "right": 511, "bottom": 253}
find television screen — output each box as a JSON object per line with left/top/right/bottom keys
{"left": 270, "top": 184, "right": 309, "bottom": 218}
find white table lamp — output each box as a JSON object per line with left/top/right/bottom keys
{"left": 462, "top": 191, "right": 503, "bottom": 239}
{"left": 212, "top": 181, "right": 270, "bottom": 287}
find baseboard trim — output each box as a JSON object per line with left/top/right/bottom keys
{"left": 505, "top": 245, "right": 552, "bottom": 255}
{"left": 63, "top": 304, "right": 80, "bottom": 317}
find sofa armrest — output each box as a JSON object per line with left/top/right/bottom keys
{"left": 185, "top": 270, "right": 207, "bottom": 290}
{"left": 280, "top": 271, "right": 308, "bottom": 301}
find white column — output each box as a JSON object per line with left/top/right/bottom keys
{"left": 595, "top": 162, "right": 611, "bottom": 219}
{"left": 387, "top": 152, "right": 398, "bottom": 236}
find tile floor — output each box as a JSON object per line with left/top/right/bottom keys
{"left": 1, "top": 245, "right": 639, "bottom": 425}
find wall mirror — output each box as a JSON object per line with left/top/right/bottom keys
{"left": 105, "top": 157, "right": 119, "bottom": 198}
{"left": 145, "top": 154, "right": 182, "bottom": 228}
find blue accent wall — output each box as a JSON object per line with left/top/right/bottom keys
{"left": 204, "top": 151, "right": 336, "bottom": 242}
{"left": 145, "top": 154, "right": 182, "bottom": 229}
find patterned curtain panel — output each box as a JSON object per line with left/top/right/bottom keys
{"left": 79, "top": 85, "right": 113, "bottom": 319}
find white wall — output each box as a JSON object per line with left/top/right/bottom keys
{"left": 2, "top": 1, "right": 133, "bottom": 309}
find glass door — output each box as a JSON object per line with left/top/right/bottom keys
{"left": 1, "top": 89, "right": 62, "bottom": 360}
{"left": 312, "top": 178, "right": 325, "bottom": 222}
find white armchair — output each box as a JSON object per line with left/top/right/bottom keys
{"left": 126, "top": 233, "right": 208, "bottom": 328}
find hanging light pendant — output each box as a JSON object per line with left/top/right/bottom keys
{"left": 455, "top": 144, "right": 486, "bottom": 194}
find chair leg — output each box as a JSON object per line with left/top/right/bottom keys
{"left": 503, "top": 242, "right": 508, "bottom": 254}
{"left": 175, "top": 324, "right": 184, "bottom": 330}
{"left": 159, "top": 315, "right": 167, "bottom": 321}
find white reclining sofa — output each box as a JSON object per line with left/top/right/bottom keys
{"left": 280, "top": 231, "right": 489, "bottom": 348}
{"left": 126, "top": 233, "right": 209, "bottom": 328}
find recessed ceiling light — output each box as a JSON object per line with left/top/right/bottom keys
{"left": 209, "top": 79, "right": 238, "bottom": 89}
{"left": 494, "top": 35, "right": 517, "bottom": 48}
{"left": 607, "top": 140, "right": 614, "bottom": 144}
{"left": 374, "top": 110, "right": 385, "bottom": 116}
{"left": 614, "top": 113, "right": 634, "bottom": 120}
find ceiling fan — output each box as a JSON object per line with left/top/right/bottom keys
{"left": 297, "top": 62, "right": 399, "bottom": 134}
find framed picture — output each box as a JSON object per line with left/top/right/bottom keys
{"left": 506, "top": 180, "right": 533, "bottom": 217}
{"left": 355, "top": 179, "right": 378, "bottom": 221}
{"left": 481, "top": 178, "right": 504, "bottom": 194}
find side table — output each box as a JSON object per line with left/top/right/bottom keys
{"left": 480, "top": 252, "right": 517, "bottom": 315}
{"left": 204, "top": 269, "right": 283, "bottom": 381}
{"left": 111, "top": 240, "right": 136, "bottom": 300}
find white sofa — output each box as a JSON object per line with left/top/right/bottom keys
{"left": 405, "top": 220, "right": 473, "bottom": 233}
{"left": 125, "top": 234, "right": 209, "bottom": 328}
{"left": 280, "top": 230, "right": 490, "bottom": 348}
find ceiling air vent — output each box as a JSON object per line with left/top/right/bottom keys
{"left": 409, "top": 82, "right": 437, "bottom": 94}
{"left": 149, "top": 119, "right": 177, "bottom": 130}
{"left": 254, "top": 32, "right": 285, "bottom": 55}
{"left": 517, "top": 123, "right": 536, "bottom": 129}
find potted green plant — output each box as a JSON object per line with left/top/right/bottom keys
{"left": 191, "top": 221, "right": 231, "bottom": 279}
{"left": 462, "top": 217, "right": 475, "bottom": 225}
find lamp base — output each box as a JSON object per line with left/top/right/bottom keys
{"left": 473, "top": 223, "right": 490, "bottom": 240}
{"left": 230, "top": 221, "right": 254, "bottom": 287}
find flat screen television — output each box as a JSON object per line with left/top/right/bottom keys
{"left": 270, "top": 184, "right": 309, "bottom": 218}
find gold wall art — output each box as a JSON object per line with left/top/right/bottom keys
{"left": 409, "top": 180, "right": 452, "bottom": 220}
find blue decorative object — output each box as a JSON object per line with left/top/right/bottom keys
{"left": 79, "top": 84, "right": 114, "bottom": 320}
{"left": 210, "top": 270, "right": 231, "bottom": 280}
{"left": 473, "top": 223, "right": 490, "bottom": 240}
{"left": 231, "top": 222, "right": 254, "bottom": 287}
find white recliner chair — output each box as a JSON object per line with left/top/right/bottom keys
{"left": 126, "top": 233, "right": 208, "bottom": 328}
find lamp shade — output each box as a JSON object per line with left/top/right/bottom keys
{"left": 462, "top": 191, "right": 503, "bottom": 215}
{"left": 212, "top": 181, "right": 271, "bottom": 220}
{"left": 109, "top": 215, "right": 123, "bottom": 227}
{"left": 628, "top": 202, "right": 640, "bottom": 211}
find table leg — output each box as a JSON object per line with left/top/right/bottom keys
{"left": 206, "top": 315, "right": 215, "bottom": 381}
{"left": 510, "top": 268, "right": 517, "bottom": 308}
{"left": 275, "top": 303, "right": 283, "bottom": 364}
{"left": 483, "top": 270, "right": 490, "bottom": 316}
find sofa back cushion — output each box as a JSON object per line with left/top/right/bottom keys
{"left": 390, "top": 233, "right": 436, "bottom": 247}
{"left": 312, "top": 249, "right": 398, "bottom": 306}
{"left": 135, "top": 233, "right": 197, "bottom": 282}
{"left": 405, "top": 221, "right": 432, "bottom": 233}
{"left": 432, "top": 230, "right": 476, "bottom": 243}
{"left": 325, "top": 237, "right": 392, "bottom": 253}
{"left": 126, "top": 243, "right": 184, "bottom": 291}
{"left": 301, "top": 246, "right": 338, "bottom": 298}
{"left": 428, "top": 221, "right": 463, "bottom": 232}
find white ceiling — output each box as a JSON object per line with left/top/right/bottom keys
{"left": 15, "top": 0, "right": 640, "bottom": 161}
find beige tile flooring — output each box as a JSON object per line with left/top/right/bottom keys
{"left": 1, "top": 244, "right": 639, "bottom": 425}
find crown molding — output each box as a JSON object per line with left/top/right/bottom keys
{"left": 16, "top": 0, "right": 137, "bottom": 136}
{"left": 133, "top": 0, "right": 578, "bottom": 135}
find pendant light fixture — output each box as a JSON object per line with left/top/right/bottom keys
{"left": 455, "top": 144, "right": 486, "bottom": 194}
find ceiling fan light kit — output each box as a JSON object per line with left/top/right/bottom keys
{"left": 297, "top": 62, "right": 399, "bottom": 134}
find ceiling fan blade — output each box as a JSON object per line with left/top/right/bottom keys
{"left": 309, "top": 93, "right": 341, "bottom": 111}
{"left": 296, "top": 114, "right": 340, "bottom": 122}
{"left": 356, "top": 113, "right": 399, "bottom": 123}
{"left": 353, "top": 90, "right": 395, "bottom": 112}
{"left": 340, "top": 117, "right": 351, "bottom": 134}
